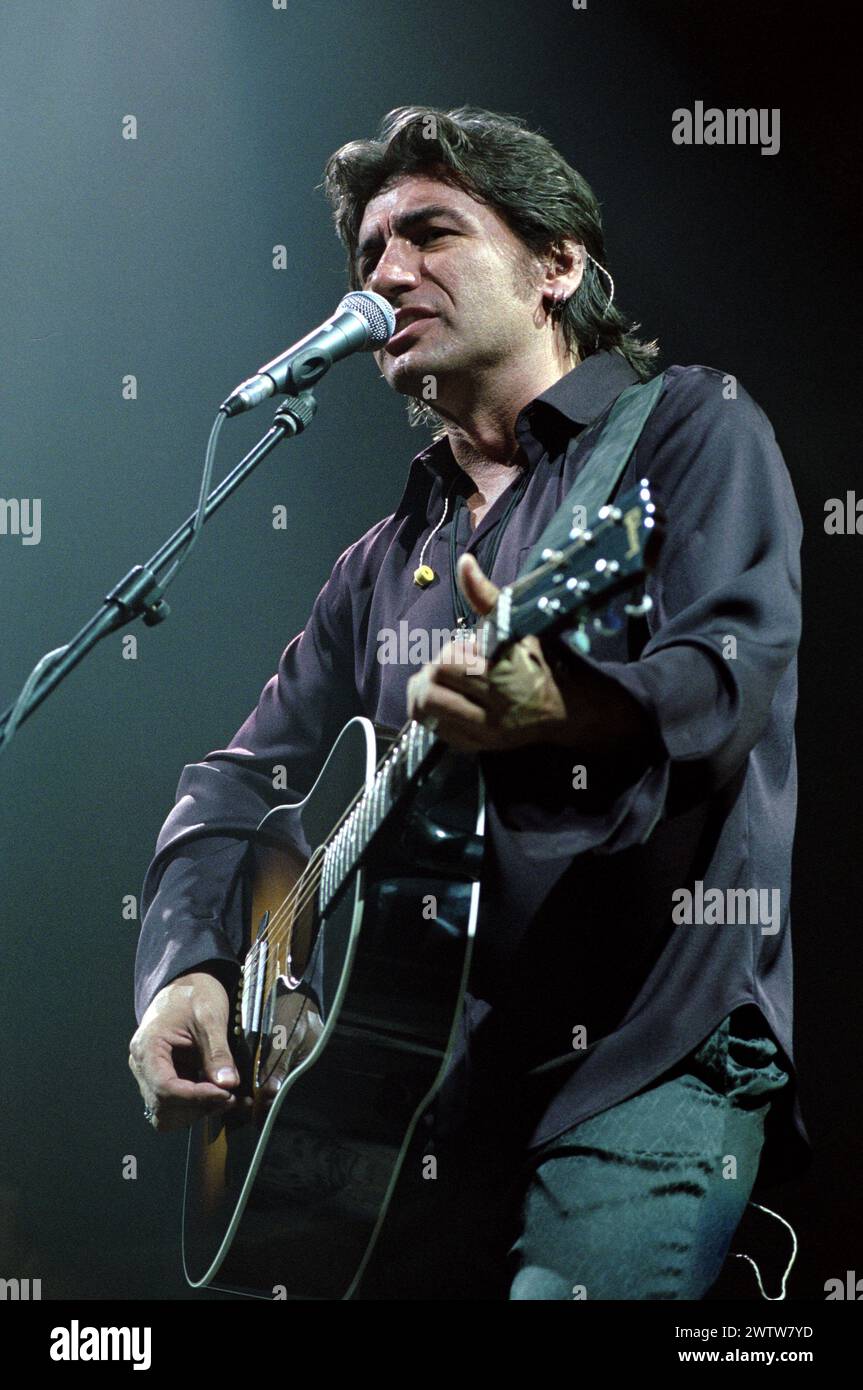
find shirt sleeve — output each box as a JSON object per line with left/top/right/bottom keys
{"left": 479, "top": 365, "right": 803, "bottom": 861}
{"left": 133, "top": 544, "right": 364, "bottom": 1022}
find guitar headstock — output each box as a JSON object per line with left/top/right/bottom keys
{"left": 490, "top": 479, "right": 663, "bottom": 654}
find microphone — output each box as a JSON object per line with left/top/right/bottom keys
{"left": 221, "top": 291, "right": 396, "bottom": 417}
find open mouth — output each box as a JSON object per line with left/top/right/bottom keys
{"left": 386, "top": 314, "right": 437, "bottom": 352}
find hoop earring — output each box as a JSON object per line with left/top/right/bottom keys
{"left": 548, "top": 289, "right": 570, "bottom": 322}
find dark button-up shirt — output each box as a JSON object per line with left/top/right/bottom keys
{"left": 134, "top": 350, "right": 810, "bottom": 1187}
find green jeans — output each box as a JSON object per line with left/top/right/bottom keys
{"left": 510, "top": 1007, "right": 790, "bottom": 1299}
{"left": 357, "top": 1007, "right": 790, "bottom": 1300}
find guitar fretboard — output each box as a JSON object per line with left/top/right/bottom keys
{"left": 318, "top": 718, "right": 440, "bottom": 913}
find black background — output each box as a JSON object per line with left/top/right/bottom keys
{"left": 0, "top": 0, "right": 859, "bottom": 1303}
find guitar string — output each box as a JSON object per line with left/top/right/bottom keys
{"left": 247, "top": 507, "right": 636, "bottom": 970}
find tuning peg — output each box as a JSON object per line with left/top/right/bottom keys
{"left": 568, "top": 624, "right": 591, "bottom": 655}
{"left": 592, "top": 606, "right": 624, "bottom": 637}
{"left": 623, "top": 594, "right": 654, "bottom": 618}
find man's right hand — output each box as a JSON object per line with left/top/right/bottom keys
{"left": 128, "top": 970, "right": 252, "bottom": 1132}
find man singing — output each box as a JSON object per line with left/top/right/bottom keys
{"left": 129, "top": 105, "right": 809, "bottom": 1300}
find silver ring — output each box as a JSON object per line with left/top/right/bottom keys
{"left": 143, "top": 1105, "right": 155, "bottom": 1123}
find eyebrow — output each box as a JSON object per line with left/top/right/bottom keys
{"left": 356, "top": 204, "right": 472, "bottom": 267}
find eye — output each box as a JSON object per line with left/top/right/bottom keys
{"left": 359, "top": 227, "right": 454, "bottom": 280}
{"left": 416, "top": 226, "right": 451, "bottom": 246}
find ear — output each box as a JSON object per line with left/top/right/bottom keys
{"left": 543, "top": 237, "right": 586, "bottom": 301}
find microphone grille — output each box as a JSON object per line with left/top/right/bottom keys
{"left": 338, "top": 290, "right": 396, "bottom": 347}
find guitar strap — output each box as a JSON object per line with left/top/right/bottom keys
{"left": 518, "top": 367, "right": 668, "bottom": 579}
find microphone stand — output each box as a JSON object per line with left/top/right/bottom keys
{"left": 0, "top": 391, "right": 317, "bottom": 747}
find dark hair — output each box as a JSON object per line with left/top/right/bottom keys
{"left": 321, "top": 104, "right": 660, "bottom": 432}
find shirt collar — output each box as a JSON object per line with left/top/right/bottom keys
{"left": 412, "top": 349, "right": 641, "bottom": 484}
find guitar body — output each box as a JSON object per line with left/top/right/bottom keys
{"left": 182, "top": 715, "right": 485, "bottom": 1300}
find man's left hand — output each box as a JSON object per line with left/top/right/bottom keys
{"left": 406, "top": 552, "right": 573, "bottom": 753}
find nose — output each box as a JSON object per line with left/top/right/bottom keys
{"left": 366, "top": 237, "right": 421, "bottom": 299}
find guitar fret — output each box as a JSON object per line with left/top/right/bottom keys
{"left": 391, "top": 746, "right": 404, "bottom": 801}
{"left": 337, "top": 825, "right": 346, "bottom": 884}
{"left": 379, "top": 763, "right": 389, "bottom": 825}
{"left": 407, "top": 722, "right": 417, "bottom": 777}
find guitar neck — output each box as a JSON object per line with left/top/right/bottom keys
{"left": 317, "top": 480, "right": 659, "bottom": 915}
{"left": 318, "top": 715, "right": 444, "bottom": 913}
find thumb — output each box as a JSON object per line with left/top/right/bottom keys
{"left": 457, "top": 552, "right": 499, "bottom": 617}
{"left": 194, "top": 1015, "right": 239, "bottom": 1087}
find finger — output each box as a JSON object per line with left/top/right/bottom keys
{"left": 406, "top": 667, "right": 429, "bottom": 721}
{"left": 407, "top": 624, "right": 488, "bottom": 702}
{"left": 135, "top": 1031, "right": 237, "bottom": 1106}
{"left": 417, "top": 687, "right": 503, "bottom": 751}
{"left": 437, "top": 636, "right": 487, "bottom": 679}
{"left": 431, "top": 661, "right": 495, "bottom": 706}
{"left": 158, "top": 1075, "right": 239, "bottom": 1105}
{"left": 139, "top": 1073, "right": 241, "bottom": 1133}
{"left": 190, "top": 1010, "right": 239, "bottom": 1088}
{"left": 147, "top": 1065, "right": 244, "bottom": 1127}
{"left": 148, "top": 1093, "right": 243, "bottom": 1134}
{"left": 457, "top": 552, "right": 499, "bottom": 616}
{"left": 413, "top": 675, "right": 492, "bottom": 727}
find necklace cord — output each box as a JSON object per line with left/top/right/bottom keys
{"left": 448, "top": 467, "right": 531, "bottom": 629}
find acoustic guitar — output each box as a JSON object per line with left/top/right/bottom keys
{"left": 182, "top": 481, "right": 660, "bottom": 1299}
